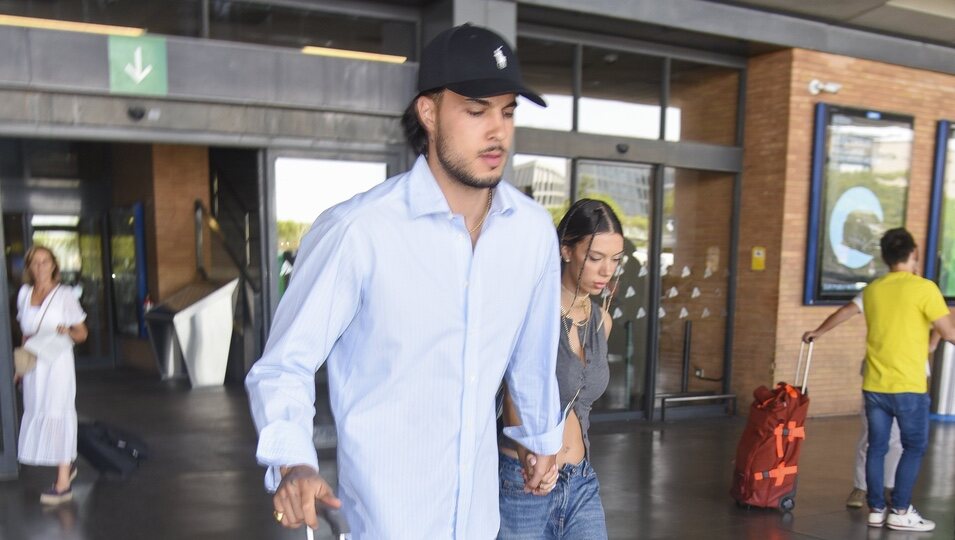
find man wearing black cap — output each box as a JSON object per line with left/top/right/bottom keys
{"left": 247, "top": 24, "right": 564, "bottom": 538}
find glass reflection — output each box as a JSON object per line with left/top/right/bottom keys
{"left": 110, "top": 207, "right": 142, "bottom": 337}
{"left": 515, "top": 38, "right": 574, "bottom": 131}
{"left": 210, "top": 2, "right": 415, "bottom": 58}
{"left": 934, "top": 125, "right": 955, "bottom": 297}
{"left": 579, "top": 47, "right": 663, "bottom": 139}
{"left": 0, "top": 0, "right": 202, "bottom": 37}
{"left": 511, "top": 154, "right": 571, "bottom": 220}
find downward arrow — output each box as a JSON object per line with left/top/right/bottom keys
{"left": 124, "top": 47, "right": 153, "bottom": 84}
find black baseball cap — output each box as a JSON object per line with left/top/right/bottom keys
{"left": 417, "top": 24, "right": 546, "bottom": 107}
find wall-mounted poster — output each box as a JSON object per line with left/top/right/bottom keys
{"left": 924, "top": 121, "right": 955, "bottom": 300}
{"left": 804, "top": 104, "right": 913, "bottom": 305}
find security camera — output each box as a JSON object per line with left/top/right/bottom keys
{"left": 808, "top": 79, "right": 842, "bottom": 95}
{"left": 127, "top": 106, "right": 146, "bottom": 121}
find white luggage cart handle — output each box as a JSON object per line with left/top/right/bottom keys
{"left": 307, "top": 508, "right": 350, "bottom": 540}
{"left": 795, "top": 340, "right": 814, "bottom": 394}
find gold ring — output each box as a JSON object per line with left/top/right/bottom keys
{"left": 273, "top": 510, "right": 285, "bottom": 522}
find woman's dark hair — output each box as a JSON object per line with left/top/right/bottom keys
{"left": 23, "top": 245, "right": 61, "bottom": 285}
{"left": 401, "top": 90, "right": 443, "bottom": 156}
{"left": 880, "top": 227, "right": 917, "bottom": 267}
{"left": 556, "top": 199, "right": 624, "bottom": 250}
{"left": 556, "top": 199, "right": 624, "bottom": 298}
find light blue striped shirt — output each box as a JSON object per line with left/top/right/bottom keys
{"left": 246, "top": 155, "right": 564, "bottom": 539}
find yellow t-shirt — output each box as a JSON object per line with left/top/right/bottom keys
{"left": 862, "top": 271, "right": 950, "bottom": 393}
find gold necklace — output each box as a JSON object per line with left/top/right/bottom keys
{"left": 561, "top": 298, "right": 591, "bottom": 356}
{"left": 561, "top": 285, "right": 590, "bottom": 308}
{"left": 467, "top": 189, "right": 493, "bottom": 235}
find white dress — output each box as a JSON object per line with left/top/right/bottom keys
{"left": 17, "top": 284, "right": 86, "bottom": 465}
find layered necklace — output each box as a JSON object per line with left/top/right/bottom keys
{"left": 560, "top": 284, "right": 591, "bottom": 357}
{"left": 467, "top": 188, "right": 494, "bottom": 235}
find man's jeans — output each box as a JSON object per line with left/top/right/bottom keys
{"left": 497, "top": 453, "right": 607, "bottom": 539}
{"left": 863, "top": 391, "right": 930, "bottom": 511}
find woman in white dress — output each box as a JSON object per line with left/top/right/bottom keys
{"left": 13, "top": 246, "right": 88, "bottom": 504}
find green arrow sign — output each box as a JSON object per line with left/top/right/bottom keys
{"left": 109, "top": 36, "right": 168, "bottom": 96}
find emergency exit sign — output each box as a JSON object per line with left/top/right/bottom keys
{"left": 108, "top": 35, "right": 168, "bottom": 96}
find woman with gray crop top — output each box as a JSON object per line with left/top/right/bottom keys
{"left": 498, "top": 199, "right": 624, "bottom": 540}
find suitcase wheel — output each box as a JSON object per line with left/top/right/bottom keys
{"left": 779, "top": 496, "right": 795, "bottom": 512}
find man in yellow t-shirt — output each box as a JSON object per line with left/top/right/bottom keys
{"left": 859, "top": 228, "right": 955, "bottom": 532}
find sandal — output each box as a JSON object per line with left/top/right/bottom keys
{"left": 40, "top": 484, "right": 73, "bottom": 505}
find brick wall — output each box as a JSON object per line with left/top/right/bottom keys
{"left": 733, "top": 50, "right": 792, "bottom": 409}
{"left": 671, "top": 64, "right": 740, "bottom": 146}
{"left": 739, "top": 48, "right": 955, "bottom": 416}
{"left": 110, "top": 144, "right": 211, "bottom": 371}
{"left": 151, "top": 144, "right": 211, "bottom": 300}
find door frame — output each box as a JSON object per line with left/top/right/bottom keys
{"left": 0, "top": 207, "right": 17, "bottom": 479}
{"left": 261, "top": 144, "right": 409, "bottom": 331}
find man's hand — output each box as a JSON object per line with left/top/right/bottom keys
{"left": 801, "top": 330, "right": 820, "bottom": 343}
{"left": 522, "top": 453, "right": 558, "bottom": 496}
{"left": 273, "top": 465, "right": 341, "bottom": 529}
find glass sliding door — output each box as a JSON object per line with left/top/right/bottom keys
{"left": 575, "top": 160, "right": 655, "bottom": 412}
{"left": 656, "top": 168, "right": 734, "bottom": 397}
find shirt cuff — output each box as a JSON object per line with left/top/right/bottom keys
{"left": 256, "top": 420, "right": 320, "bottom": 492}
{"left": 503, "top": 417, "right": 565, "bottom": 456}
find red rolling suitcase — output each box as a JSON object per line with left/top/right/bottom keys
{"left": 730, "top": 341, "right": 813, "bottom": 512}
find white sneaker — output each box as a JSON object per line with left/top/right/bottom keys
{"left": 868, "top": 507, "right": 887, "bottom": 527}
{"left": 886, "top": 505, "right": 935, "bottom": 532}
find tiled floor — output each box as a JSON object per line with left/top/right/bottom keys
{"left": 1, "top": 369, "right": 953, "bottom": 539}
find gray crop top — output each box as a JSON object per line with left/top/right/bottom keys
{"left": 497, "top": 299, "right": 611, "bottom": 459}
{"left": 557, "top": 299, "right": 610, "bottom": 459}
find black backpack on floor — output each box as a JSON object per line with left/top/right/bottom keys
{"left": 77, "top": 421, "right": 148, "bottom": 479}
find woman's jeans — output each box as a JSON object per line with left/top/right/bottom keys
{"left": 863, "top": 391, "right": 930, "bottom": 511}
{"left": 497, "top": 453, "right": 608, "bottom": 540}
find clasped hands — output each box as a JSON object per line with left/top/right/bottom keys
{"left": 519, "top": 450, "right": 559, "bottom": 496}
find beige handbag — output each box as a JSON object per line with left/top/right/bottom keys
{"left": 14, "top": 285, "right": 59, "bottom": 376}
{"left": 13, "top": 346, "right": 36, "bottom": 376}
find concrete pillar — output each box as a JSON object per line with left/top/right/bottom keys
{"left": 422, "top": 0, "right": 517, "bottom": 47}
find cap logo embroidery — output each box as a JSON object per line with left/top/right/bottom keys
{"left": 493, "top": 46, "right": 507, "bottom": 70}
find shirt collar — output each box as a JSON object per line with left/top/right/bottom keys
{"left": 407, "top": 154, "right": 518, "bottom": 219}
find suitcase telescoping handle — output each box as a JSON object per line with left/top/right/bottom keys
{"left": 795, "top": 340, "right": 814, "bottom": 393}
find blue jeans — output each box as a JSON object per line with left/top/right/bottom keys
{"left": 863, "top": 391, "right": 930, "bottom": 511}
{"left": 497, "top": 453, "right": 608, "bottom": 540}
